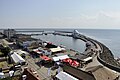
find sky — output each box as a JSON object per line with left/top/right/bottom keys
{"left": 1, "top": 0, "right": 120, "bottom": 29}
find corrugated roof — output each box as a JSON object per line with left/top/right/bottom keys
{"left": 11, "top": 52, "right": 25, "bottom": 63}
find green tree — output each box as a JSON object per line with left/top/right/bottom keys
{"left": 1, "top": 47, "right": 10, "bottom": 57}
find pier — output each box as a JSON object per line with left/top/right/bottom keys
{"left": 16, "top": 30, "right": 72, "bottom": 36}
{"left": 54, "top": 30, "right": 72, "bottom": 33}
{"left": 16, "top": 30, "right": 44, "bottom": 32}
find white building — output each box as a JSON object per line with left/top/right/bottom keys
{"left": 72, "top": 30, "right": 80, "bottom": 38}
{"left": 11, "top": 52, "right": 25, "bottom": 65}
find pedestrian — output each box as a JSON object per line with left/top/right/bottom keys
{"left": 47, "top": 68, "right": 51, "bottom": 76}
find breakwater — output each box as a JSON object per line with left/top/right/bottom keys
{"left": 96, "top": 41, "right": 120, "bottom": 72}
{"left": 73, "top": 33, "right": 120, "bottom": 72}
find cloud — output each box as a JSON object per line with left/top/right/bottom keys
{"left": 44, "top": 11, "right": 120, "bottom": 29}
{"left": 95, "top": 11, "right": 120, "bottom": 28}
{"left": 1, "top": 11, "right": 120, "bottom": 29}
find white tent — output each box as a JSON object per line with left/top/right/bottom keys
{"left": 56, "top": 71, "right": 78, "bottom": 80}
{"left": 50, "top": 47, "right": 62, "bottom": 53}
{"left": 50, "top": 46, "right": 65, "bottom": 53}
{"left": 52, "top": 55, "right": 69, "bottom": 62}
{"left": 11, "top": 52, "right": 25, "bottom": 64}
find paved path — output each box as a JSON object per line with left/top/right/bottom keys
{"left": 82, "top": 40, "right": 119, "bottom": 80}
{"left": 25, "top": 57, "right": 57, "bottom": 80}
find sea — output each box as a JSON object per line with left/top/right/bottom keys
{"left": 3, "top": 29, "right": 120, "bottom": 58}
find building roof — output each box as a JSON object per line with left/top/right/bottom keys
{"left": 11, "top": 52, "right": 25, "bottom": 64}
{"left": 56, "top": 71, "right": 78, "bottom": 80}
{"left": 50, "top": 47, "right": 62, "bottom": 53}
{"left": 15, "top": 50, "right": 29, "bottom": 55}
{"left": 40, "top": 55, "right": 51, "bottom": 61}
{"left": 52, "top": 55, "right": 69, "bottom": 62}
{"left": 19, "top": 68, "right": 41, "bottom": 80}
{"left": 50, "top": 46, "right": 65, "bottom": 53}
{"left": 63, "top": 64, "right": 96, "bottom": 80}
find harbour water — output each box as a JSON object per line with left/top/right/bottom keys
{"left": 77, "top": 29, "right": 120, "bottom": 58}
{"left": 17, "top": 29, "right": 120, "bottom": 57}
{"left": 32, "top": 34, "right": 86, "bottom": 53}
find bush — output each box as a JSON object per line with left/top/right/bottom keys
{"left": 0, "top": 77, "right": 12, "bottom": 80}
{"left": 1, "top": 47, "right": 10, "bottom": 57}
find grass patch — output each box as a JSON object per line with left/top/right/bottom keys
{"left": 0, "top": 61, "right": 7, "bottom": 68}
{"left": 0, "top": 76, "right": 20, "bottom": 80}
{"left": 0, "top": 77, "right": 12, "bottom": 80}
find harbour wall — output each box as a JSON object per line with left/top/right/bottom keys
{"left": 71, "top": 32, "right": 120, "bottom": 73}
